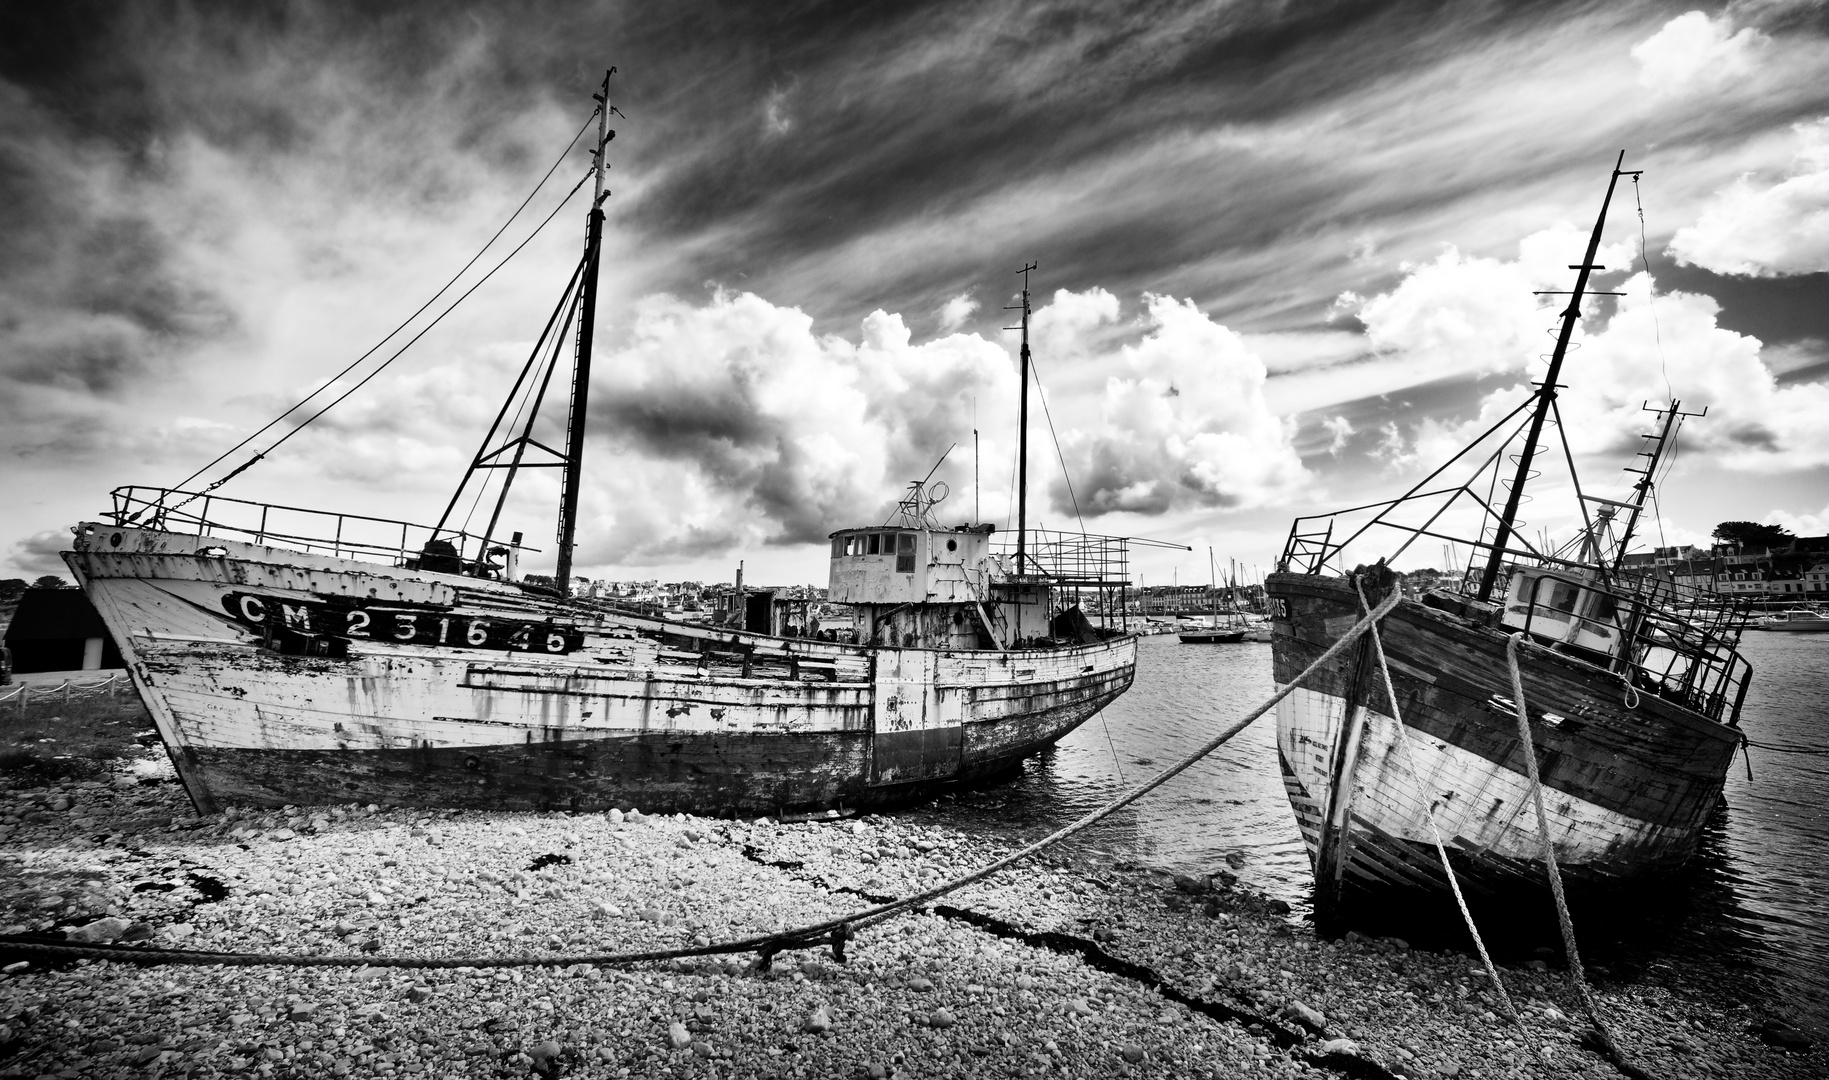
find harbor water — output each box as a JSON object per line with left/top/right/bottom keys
{"left": 932, "top": 631, "right": 1829, "bottom": 1037}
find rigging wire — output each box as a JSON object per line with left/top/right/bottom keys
{"left": 1633, "top": 174, "right": 1676, "bottom": 407}
{"left": 1026, "top": 361, "right": 1088, "bottom": 537}
{"left": 206, "top": 169, "right": 593, "bottom": 485}
{"left": 168, "top": 111, "right": 601, "bottom": 497}
{"left": 457, "top": 324, "right": 567, "bottom": 537}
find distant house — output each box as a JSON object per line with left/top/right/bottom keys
{"left": 2, "top": 588, "right": 124, "bottom": 674}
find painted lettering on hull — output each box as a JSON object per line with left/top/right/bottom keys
{"left": 221, "top": 592, "right": 584, "bottom": 654}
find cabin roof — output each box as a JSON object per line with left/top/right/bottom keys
{"left": 826, "top": 523, "right": 995, "bottom": 539}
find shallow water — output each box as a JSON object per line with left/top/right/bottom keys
{"left": 933, "top": 631, "right": 1829, "bottom": 1035}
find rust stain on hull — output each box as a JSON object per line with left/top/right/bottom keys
{"left": 66, "top": 528, "right": 1138, "bottom": 815}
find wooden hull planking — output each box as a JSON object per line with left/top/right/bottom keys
{"left": 67, "top": 526, "right": 1136, "bottom": 815}
{"left": 1267, "top": 572, "right": 1738, "bottom": 906}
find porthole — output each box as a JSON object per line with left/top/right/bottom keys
{"left": 946, "top": 539, "right": 957, "bottom": 552}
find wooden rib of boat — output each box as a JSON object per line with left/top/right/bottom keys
{"left": 1265, "top": 155, "right": 1753, "bottom": 930}
{"left": 62, "top": 73, "right": 1139, "bottom": 817}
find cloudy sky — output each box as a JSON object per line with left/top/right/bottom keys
{"left": 3, "top": 0, "right": 1827, "bottom": 589}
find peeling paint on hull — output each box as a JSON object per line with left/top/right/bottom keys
{"left": 1267, "top": 572, "right": 1738, "bottom": 909}
{"left": 66, "top": 525, "right": 1137, "bottom": 815}
{"left": 181, "top": 695, "right": 1113, "bottom": 815}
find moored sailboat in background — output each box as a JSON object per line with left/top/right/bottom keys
{"left": 1181, "top": 548, "right": 1248, "bottom": 644}
{"left": 61, "top": 73, "right": 1141, "bottom": 817}
{"left": 1265, "top": 154, "right": 1753, "bottom": 930}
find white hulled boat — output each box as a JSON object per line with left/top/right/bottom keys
{"left": 61, "top": 73, "right": 1139, "bottom": 817}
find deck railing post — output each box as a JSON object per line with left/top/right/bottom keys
{"left": 257, "top": 505, "right": 269, "bottom": 545}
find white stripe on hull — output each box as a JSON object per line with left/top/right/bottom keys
{"left": 1275, "top": 685, "right": 1700, "bottom": 893}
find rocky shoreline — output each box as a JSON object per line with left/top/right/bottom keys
{"left": 0, "top": 748, "right": 1820, "bottom": 1080}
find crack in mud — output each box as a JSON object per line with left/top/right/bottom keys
{"left": 738, "top": 844, "right": 1398, "bottom": 1080}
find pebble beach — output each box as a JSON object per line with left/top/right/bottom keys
{"left": 1, "top": 746, "right": 1821, "bottom": 1080}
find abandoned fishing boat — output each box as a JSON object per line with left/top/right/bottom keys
{"left": 1265, "top": 155, "right": 1752, "bottom": 928}
{"left": 60, "top": 73, "right": 1139, "bottom": 817}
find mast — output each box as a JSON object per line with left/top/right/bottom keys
{"left": 1208, "top": 547, "right": 1217, "bottom": 626}
{"left": 554, "top": 68, "right": 616, "bottom": 595}
{"left": 1475, "top": 152, "right": 1638, "bottom": 602}
{"left": 1009, "top": 265, "right": 1038, "bottom": 574}
{"left": 1611, "top": 400, "right": 1704, "bottom": 574}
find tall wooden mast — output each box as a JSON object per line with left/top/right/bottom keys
{"left": 1475, "top": 152, "right": 1638, "bottom": 602}
{"left": 554, "top": 68, "right": 616, "bottom": 595}
{"left": 1006, "top": 263, "right": 1037, "bottom": 573}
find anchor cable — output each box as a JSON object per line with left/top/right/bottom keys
{"left": 1506, "top": 634, "right": 1657, "bottom": 1080}
{"left": 2, "top": 589, "right": 1404, "bottom": 973}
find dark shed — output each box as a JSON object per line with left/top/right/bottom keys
{"left": 3, "top": 589, "right": 124, "bottom": 674}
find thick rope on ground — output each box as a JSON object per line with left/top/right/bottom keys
{"left": 1353, "top": 580, "right": 1531, "bottom": 1047}
{"left": 1506, "top": 633, "right": 1658, "bottom": 1080}
{"left": 1, "top": 588, "right": 1405, "bottom": 972}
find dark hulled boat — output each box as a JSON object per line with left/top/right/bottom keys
{"left": 1265, "top": 155, "right": 1753, "bottom": 928}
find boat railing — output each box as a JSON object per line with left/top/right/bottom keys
{"left": 992, "top": 529, "right": 1131, "bottom": 588}
{"left": 1507, "top": 571, "right": 1752, "bottom": 724}
{"left": 1277, "top": 500, "right": 1592, "bottom": 579}
{"left": 102, "top": 485, "right": 534, "bottom": 575}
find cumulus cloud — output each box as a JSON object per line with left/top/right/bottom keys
{"left": 1630, "top": 11, "right": 1769, "bottom": 94}
{"left": 1337, "top": 224, "right": 1635, "bottom": 388}
{"left": 1766, "top": 502, "right": 1829, "bottom": 537}
{"left": 938, "top": 292, "right": 978, "bottom": 331}
{"left": 1322, "top": 415, "right": 1354, "bottom": 455}
{"left": 575, "top": 290, "right": 1016, "bottom": 563}
{"left": 1350, "top": 225, "right": 1829, "bottom": 487}
{"left": 1668, "top": 117, "right": 1829, "bottom": 276}
{"left": 1049, "top": 293, "right": 1307, "bottom": 515}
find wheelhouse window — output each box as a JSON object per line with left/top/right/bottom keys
{"left": 896, "top": 533, "right": 916, "bottom": 573}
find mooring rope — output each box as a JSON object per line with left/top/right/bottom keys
{"left": 1506, "top": 633, "right": 1658, "bottom": 1080}
{"left": 1742, "top": 738, "right": 1829, "bottom": 755}
{"left": 1, "top": 590, "right": 1404, "bottom": 974}
{"left": 1353, "top": 579, "right": 1531, "bottom": 1044}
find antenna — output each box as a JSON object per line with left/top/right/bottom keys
{"left": 1608, "top": 399, "right": 1705, "bottom": 572}
{"left": 973, "top": 396, "right": 980, "bottom": 524}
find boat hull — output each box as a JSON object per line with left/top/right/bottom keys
{"left": 1267, "top": 573, "right": 1738, "bottom": 917}
{"left": 1180, "top": 630, "right": 1246, "bottom": 644}
{"left": 66, "top": 525, "right": 1136, "bottom": 815}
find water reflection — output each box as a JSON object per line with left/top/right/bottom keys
{"left": 924, "top": 631, "right": 1829, "bottom": 1035}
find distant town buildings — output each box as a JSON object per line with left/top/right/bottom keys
{"left": 1605, "top": 536, "right": 1829, "bottom": 601}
